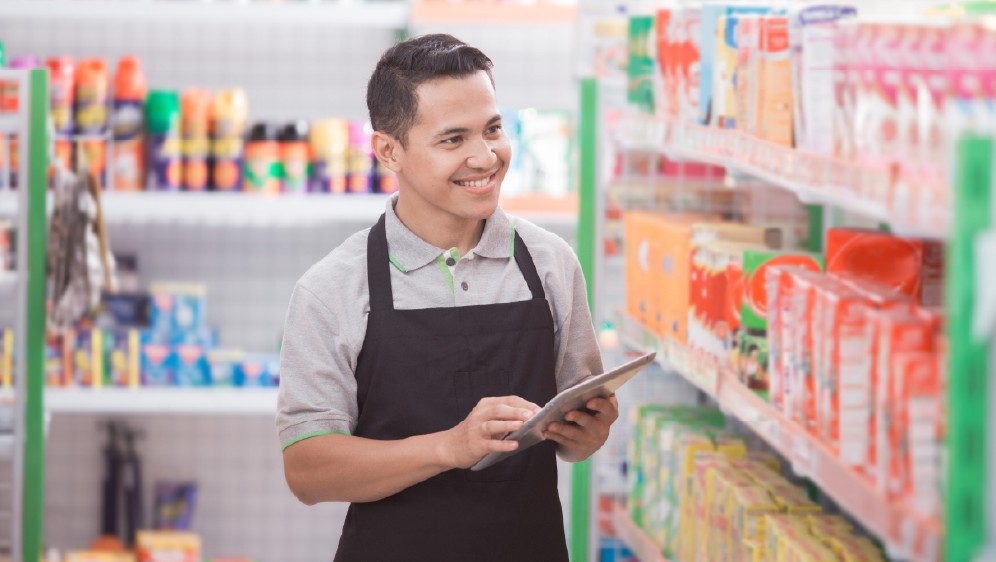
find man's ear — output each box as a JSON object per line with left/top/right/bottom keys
{"left": 372, "top": 131, "right": 402, "bottom": 174}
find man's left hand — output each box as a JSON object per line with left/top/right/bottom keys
{"left": 543, "top": 395, "right": 619, "bottom": 462}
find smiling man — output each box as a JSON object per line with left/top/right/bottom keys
{"left": 277, "top": 34, "right": 614, "bottom": 561}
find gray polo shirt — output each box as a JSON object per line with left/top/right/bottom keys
{"left": 277, "top": 194, "right": 603, "bottom": 450}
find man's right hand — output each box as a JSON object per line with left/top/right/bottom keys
{"left": 439, "top": 396, "right": 540, "bottom": 469}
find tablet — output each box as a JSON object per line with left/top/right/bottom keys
{"left": 470, "top": 351, "right": 656, "bottom": 471}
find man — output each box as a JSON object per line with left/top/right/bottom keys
{"left": 277, "top": 34, "right": 616, "bottom": 561}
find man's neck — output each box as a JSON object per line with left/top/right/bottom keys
{"left": 394, "top": 193, "right": 486, "bottom": 256}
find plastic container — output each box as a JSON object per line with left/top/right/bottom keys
{"left": 181, "top": 89, "right": 211, "bottom": 191}
{"left": 243, "top": 122, "right": 280, "bottom": 194}
{"left": 75, "top": 58, "right": 109, "bottom": 188}
{"left": 146, "top": 90, "right": 182, "bottom": 191}
{"left": 209, "top": 89, "right": 248, "bottom": 192}
{"left": 111, "top": 56, "right": 147, "bottom": 191}
{"left": 46, "top": 56, "right": 75, "bottom": 135}
{"left": 347, "top": 121, "right": 374, "bottom": 193}
{"left": 308, "top": 118, "right": 349, "bottom": 193}
{"left": 278, "top": 120, "right": 310, "bottom": 194}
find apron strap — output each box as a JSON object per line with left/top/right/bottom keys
{"left": 367, "top": 214, "right": 395, "bottom": 312}
{"left": 513, "top": 231, "right": 546, "bottom": 300}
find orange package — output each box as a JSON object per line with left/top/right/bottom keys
{"left": 825, "top": 228, "right": 944, "bottom": 306}
{"left": 765, "top": 264, "right": 804, "bottom": 412}
{"left": 624, "top": 212, "right": 658, "bottom": 330}
{"left": 905, "top": 349, "right": 943, "bottom": 518}
{"left": 785, "top": 269, "right": 824, "bottom": 425}
{"left": 866, "top": 309, "right": 935, "bottom": 488}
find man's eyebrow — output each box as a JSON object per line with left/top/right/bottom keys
{"left": 434, "top": 115, "right": 503, "bottom": 138}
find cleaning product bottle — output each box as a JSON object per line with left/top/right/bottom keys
{"left": 75, "top": 58, "right": 110, "bottom": 189}
{"left": 210, "top": 89, "right": 248, "bottom": 192}
{"left": 243, "top": 122, "right": 279, "bottom": 194}
{"left": 111, "top": 56, "right": 147, "bottom": 191}
{"left": 347, "top": 121, "right": 373, "bottom": 193}
{"left": 8, "top": 56, "right": 41, "bottom": 189}
{"left": 180, "top": 89, "right": 211, "bottom": 191}
{"left": 278, "top": 120, "right": 310, "bottom": 194}
{"left": 45, "top": 56, "right": 75, "bottom": 176}
{"left": 145, "top": 90, "right": 181, "bottom": 191}
{"left": 309, "top": 118, "right": 349, "bottom": 193}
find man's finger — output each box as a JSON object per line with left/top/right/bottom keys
{"left": 486, "top": 404, "right": 536, "bottom": 421}
{"left": 482, "top": 419, "right": 524, "bottom": 436}
{"left": 564, "top": 411, "right": 596, "bottom": 429}
{"left": 545, "top": 421, "right": 588, "bottom": 443}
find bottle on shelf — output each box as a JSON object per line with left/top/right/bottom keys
{"left": 209, "top": 89, "right": 248, "bottom": 192}
{"left": 46, "top": 56, "right": 75, "bottom": 175}
{"left": 75, "top": 58, "right": 109, "bottom": 189}
{"left": 309, "top": 118, "right": 349, "bottom": 193}
{"left": 180, "top": 89, "right": 211, "bottom": 192}
{"left": 243, "top": 122, "right": 280, "bottom": 194}
{"left": 279, "top": 120, "right": 310, "bottom": 194}
{"left": 145, "top": 90, "right": 182, "bottom": 191}
{"left": 111, "top": 56, "right": 147, "bottom": 192}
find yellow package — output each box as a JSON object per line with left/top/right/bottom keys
{"left": 769, "top": 484, "right": 823, "bottom": 515}
{"left": 136, "top": 530, "right": 201, "bottom": 562}
{"left": 744, "top": 539, "right": 768, "bottom": 562}
{"left": 765, "top": 514, "right": 811, "bottom": 562}
{"left": 785, "top": 534, "right": 841, "bottom": 562}
{"left": 688, "top": 452, "right": 729, "bottom": 562}
{"left": 675, "top": 435, "right": 716, "bottom": 561}
{"left": 709, "top": 466, "right": 755, "bottom": 561}
{"left": 746, "top": 451, "right": 784, "bottom": 472}
{"left": 66, "top": 554, "right": 136, "bottom": 562}
{"left": 733, "top": 486, "right": 782, "bottom": 544}
{"left": 829, "top": 536, "right": 886, "bottom": 562}
{"left": 715, "top": 434, "right": 749, "bottom": 461}
{"left": 806, "top": 514, "right": 852, "bottom": 533}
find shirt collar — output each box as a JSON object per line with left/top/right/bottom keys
{"left": 384, "top": 193, "right": 514, "bottom": 272}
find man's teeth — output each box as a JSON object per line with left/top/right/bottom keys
{"left": 457, "top": 176, "right": 490, "bottom": 188}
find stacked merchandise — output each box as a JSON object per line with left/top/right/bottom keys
{"left": 60, "top": 530, "right": 252, "bottom": 562}
{"left": 0, "top": 282, "right": 280, "bottom": 391}
{"left": 627, "top": 3, "right": 996, "bottom": 232}
{"left": 628, "top": 405, "right": 887, "bottom": 561}
{"left": 625, "top": 211, "right": 947, "bottom": 522}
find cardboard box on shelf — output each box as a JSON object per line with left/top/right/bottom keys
{"left": 825, "top": 228, "right": 944, "bottom": 306}
{"left": 760, "top": 15, "right": 794, "bottom": 146}
{"left": 741, "top": 251, "right": 824, "bottom": 396}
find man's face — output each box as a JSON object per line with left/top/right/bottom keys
{"left": 393, "top": 71, "right": 510, "bottom": 223}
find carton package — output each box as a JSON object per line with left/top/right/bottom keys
{"left": 759, "top": 15, "right": 794, "bottom": 146}
{"left": 826, "top": 228, "right": 944, "bottom": 306}
{"left": 700, "top": 4, "right": 770, "bottom": 125}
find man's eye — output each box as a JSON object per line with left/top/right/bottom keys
{"left": 443, "top": 137, "right": 461, "bottom": 144}
{"left": 487, "top": 125, "right": 503, "bottom": 135}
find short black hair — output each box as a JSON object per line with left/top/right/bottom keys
{"left": 366, "top": 34, "right": 494, "bottom": 146}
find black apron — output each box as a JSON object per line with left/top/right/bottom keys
{"left": 333, "top": 214, "right": 568, "bottom": 562}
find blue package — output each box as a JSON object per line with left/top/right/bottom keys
{"left": 174, "top": 344, "right": 209, "bottom": 386}
{"left": 241, "top": 354, "right": 280, "bottom": 387}
{"left": 699, "top": 3, "right": 772, "bottom": 125}
{"left": 206, "top": 350, "right": 244, "bottom": 387}
{"left": 149, "top": 283, "right": 208, "bottom": 341}
{"left": 153, "top": 481, "right": 198, "bottom": 530}
{"left": 141, "top": 342, "right": 174, "bottom": 386}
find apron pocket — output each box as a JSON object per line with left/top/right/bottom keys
{"left": 452, "top": 370, "right": 528, "bottom": 483}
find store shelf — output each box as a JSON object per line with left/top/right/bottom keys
{"left": 0, "top": 0, "right": 409, "bottom": 28}
{"left": 39, "top": 387, "right": 278, "bottom": 415}
{"left": 411, "top": 1, "right": 576, "bottom": 24}
{"left": 618, "top": 313, "right": 943, "bottom": 562}
{"left": 0, "top": 114, "right": 20, "bottom": 135}
{"left": 618, "top": 115, "right": 947, "bottom": 240}
{"left": 611, "top": 503, "right": 670, "bottom": 562}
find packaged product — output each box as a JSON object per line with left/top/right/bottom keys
{"left": 308, "top": 118, "right": 349, "bottom": 193}
{"left": 66, "top": 553, "right": 136, "bottom": 562}
{"left": 146, "top": 90, "right": 182, "bottom": 191}
{"left": 789, "top": 5, "right": 857, "bottom": 154}
{"left": 148, "top": 283, "right": 208, "bottom": 341}
{"left": 741, "top": 251, "right": 823, "bottom": 394}
{"left": 111, "top": 56, "right": 147, "bottom": 191}
{"left": 700, "top": 4, "right": 770, "bottom": 126}
{"left": 243, "top": 122, "right": 280, "bottom": 194}
{"left": 826, "top": 228, "right": 943, "bottom": 305}
{"left": 174, "top": 343, "right": 209, "bottom": 386}
{"left": 905, "top": 350, "right": 944, "bottom": 518}
{"left": 136, "top": 530, "right": 201, "bottom": 562}
{"left": 866, "top": 309, "right": 934, "bottom": 486}
{"left": 731, "top": 485, "right": 781, "bottom": 558}
{"left": 75, "top": 58, "right": 109, "bottom": 188}
{"left": 46, "top": 56, "right": 76, "bottom": 136}
{"left": 671, "top": 6, "right": 703, "bottom": 122}
{"left": 279, "top": 120, "right": 310, "bottom": 194}
{"left": 833, "top": 21, "right": 860, "bottom": 158}
{"left": 712, "top": 15, "right": 741, "bottom": 128}
{"left": 210, "top": 89, "right": 248, "bottom": 192}
{"left": 736, "top": 15, "right": 764, "bottom": 136}
{"left": 347, "top": 121, "right": 374, "bottom": 193}
{"left": 1, "top": 328, "right": 12, "bottom": 388}
{"left": 628, "top": 13, "right": 657, "bottom": 114}
{"left": 141, "top": 341, "right": 174, "bottom": 386}
{"left": 759, "top": 15, "right": 794, "bottom": 146}
{"left": 180, "top": 89, "right": 211, "bottom": 192}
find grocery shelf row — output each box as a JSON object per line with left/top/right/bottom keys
{"left": 617, "top": 313, "right": 942, "bottom": 562}
{"left": 0, "top": 387, "right": 277, "bottom": 416}
{"left": 610, "top": 503, "right": 670, "bottom": 562}
{"left": 0, "top": 0, "right": 575, "bottom": 27}
{"left": 617, "top": 115, "right": 946, "bottom": 240}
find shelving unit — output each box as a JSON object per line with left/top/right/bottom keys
{"left": 618, "top": 115, "right": 947, "bottom": 240}
{"left": 411, "top": 1, "right": 576, "bottom": 25}
{"left": 0, "top": 0, "right": 409, "bottom": 28}
{"left": 618, "top": 314, "right": 942, "bottom": 562}
{"left": 610, "top": 503, "right": 670, "bottom": 562}
{"left": 40, "top": 388, "right": 278, "bottom": 416}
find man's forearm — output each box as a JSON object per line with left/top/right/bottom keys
{"left": 283, "top": 432, "right": 453, "bottom": 505}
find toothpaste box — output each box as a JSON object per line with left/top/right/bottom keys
{"left": 790, "top": 5, "right": 857, "bottom": 154}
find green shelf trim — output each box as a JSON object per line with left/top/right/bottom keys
{"left": 23, "top": 67, "right": 48, "bottom": 562}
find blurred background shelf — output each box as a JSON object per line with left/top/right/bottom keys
{"left": 618, "top": 313, "right": 943, "bottom": 562}
{"left": 0, "top": 0, "right": 409, "bottom": 28}
{"left": 410, "top": 1, "right": 576, "bottom": 25}
{"left": 611, "top": 503, "right": 670, "bottom": 562}
{"left": 40, "top": 387, "right": 278, "bottom": 415}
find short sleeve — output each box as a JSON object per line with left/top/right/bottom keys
{"left": 276, "top": 283, "right": 362, "bottom": 450}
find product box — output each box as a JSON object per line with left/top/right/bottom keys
{"left": 149, "top": 283, "right": 208, "bottom": 342}
{"left": 765, "top": 265, "right": 812, "bottom": 412}
{"left": 814, "top": 281, "right": 871, "bottom": 461}
{"left": 628, "top": 14, "right": 657, "bottom": 114}
{"left": 688, "top": 242, "right": 760, "bottom": 368}
{"left": 903, "top": 350, "right": 943, "bottom": 518}
{"left": 700, "top": 4, "right": 770, "bottom": 126}
{"left": 740, "top": 251, "right": 823, "bottom": 393}
{"left": 666, "top": 6, "right": 703, "bottom": 123}
{"left": 790, "top": 5, "right": 857, "bottom": 154}
{"left": 760, "top": 15, "right": 794, "bottom": 146}
{"left": 136, "top": 531, "right": 201, "bottom": 562}
{"left": 174, "top": 343, "right": 209, "bottom": 386}
{"left": 655, "top": 9, "right": 675, "bottom": 119}
{"left": 784, "top": 270, "right": 824, "bottom": 425}
{"left": 867, "top": 309, "right": 934, "bottom": 487}
{"left": 736, "top": 15, "right": 764, "bottom": 136}
{"left": 713, "top": 15, "right": 742, "bottom": 128}
{"left": 206, "top": 350, "right": 245, "bottom": 387}
{"left": 624, "top": 212, "right": 657, "bottom": 330}
{"left": 833, "top": 21, "right": 860, "bottom": 158}
{"left": 107, "top": 329, "right": 140, "bottom": 388}
{"left": 731, "top": 486, "right": 780, "bottom": 551}
{"left": 241, "top": 353, "right": 279, "bottom": 387}
{"left": 141, "top": 341, "right": 175, "bottom": 386}
{"left": 854, "top": 23, "right": 904, "bottom": 170}
{"left": 826, "top": 228, "right": 944, "bottom": 305}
